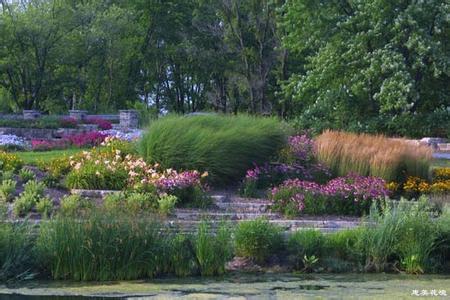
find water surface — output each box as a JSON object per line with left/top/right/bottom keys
{"left": 1, "top": 273, "right": 449, "bottom": 299}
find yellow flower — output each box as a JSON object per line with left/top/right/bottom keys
{"left": 201, "top": 171, "right": 209, "bottom": 178}
{"left": 386, "top": 181, "right": 399, "bottom": 192}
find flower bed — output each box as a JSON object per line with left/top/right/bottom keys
{"left": 65, "top": 139, "right": 207, "bottom": 204}
{"left": 31, "top": 131, "right": 107, "bottom": 151}
{"left": 0, "top": 134, "right": 29, "bottom": 150}
{"left": 270, "top": 173, "right": 390, "bottom": 216}
{"left": 387, "top": 168, "right": 450, "bottom": 196}
{"left": 241, "top": 134, "right": 330, "bottom": 197}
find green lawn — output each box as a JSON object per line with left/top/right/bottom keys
{"left": 431, "top": 158, "right": 450, "bottom": 169}
{"left": 16, "top": 148, "right": 83, "bottom": 165}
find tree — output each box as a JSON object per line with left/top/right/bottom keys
{"left": 280, "top": 0, "right": 450, "bottom": 134}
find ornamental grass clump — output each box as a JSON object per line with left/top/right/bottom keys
{"left": 315, "top": 130, "right": 432, "bottom": 182}
{"left": 0, "top": 221, "right": 36, "bottom": 281}
{"left": 36, "top": 211, "right": 165, "bottom": 281}
{"left": 235, "top": 218, "right": 283, "bottom": 264}
{"left": 140, "top": 115, "right": 289, "bottom": 185}
{"left": 360, "top": 198, "right": 439, "bottom": 274}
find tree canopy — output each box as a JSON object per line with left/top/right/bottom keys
{"left": 0, "top": 0, "right": 448, "bottom": 137}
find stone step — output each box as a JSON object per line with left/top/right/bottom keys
{"left": 165, "top": 219, "right": 363, "bottom": 234}
{"left": 174, "top": 209, "right": 281, "bottom": 221}
{"left": 210, "top": 194, "right": 273, "bottom": 213}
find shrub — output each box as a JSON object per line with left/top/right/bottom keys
{"left": 36, "top": 198, "right": 53, "bottom": 217}
{"left": 125, "top": 192, "right": 158, "bottom": 213}
{"left": 0, "top": 179, "right": 16, "bottom": 202}
{"left": 23, "top": 180, "right": 45, "bottom": 197}
{"left": 433, "top": 168, "right": 450, "bottom": 181}
{"left": 64, "top": 131, "right": 107, "bottom": 147}
{"left": 31, "top": 139, "right": 70, "bottom": 151}
{"left": 194, "top": 222, "right": 233, "bottom": 276}
{"left": 361, "top": 198, "right": 439, "bottom": 273}
{"left": 234, "top": 218, "right": 283, "bottom": 264}
{"left": 140, "top": 115, "right": 289, "bottom": 185}
{"left": 0, "top": 151, "right": 23, "bottom": 172}
{"left": 158, "top": 194, "right": 178, "bottom": 215}
{"left": 0, "top": 170, "right": 14, "bottom": 181}
{"left": 13, "top": 192, "right": 37, "bottom": 216}
{"left": 13, "top": 180, "right": 46, "bottom": 216}
{"left": 59, "top": 195, "right": 93, "bottom": 217}
{"left": 65, "top": 160, "right": 128, "bottom": 190}
{"left": 19, "top": 168, "right": 35, "bottom": 183}
{"left": 287, "top": 230, "right": 325, "bottom": 269}
{"left": 84, "top": 117, "right": 113, "bottom": 130}
{"left": 66, "top": 147, "right": 206, "bottom": 201}
{"left": 59, "top": 117, "right": 78, "bottom": 128}
{"left": 270, "top": 174, "right": 389, "bottom": 216}
{"left": 39, "top": 156, "right": 71, "bottom": 178}
{"left": 315, "top": 130, "right": 432, "bottom": 182}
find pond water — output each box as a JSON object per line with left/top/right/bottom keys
{"left": 0, "top": 273, "right": 449, "bottom": 299}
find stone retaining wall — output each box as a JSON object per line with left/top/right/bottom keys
{"left": 71, "top": 189, "right": 120, "bottom": 199}
{"left": 0, "top": 127, "right": 98, "bottom": 139}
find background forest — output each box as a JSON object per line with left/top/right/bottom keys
{"left": 0, "top": 0, "right": 449, "bottom": 137}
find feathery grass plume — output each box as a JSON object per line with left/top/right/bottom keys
{"left": 315, "top": 130, "right": 432, "bottom": 182}
{"left": 140, "top": 114, "right": 290, "bottom": 185}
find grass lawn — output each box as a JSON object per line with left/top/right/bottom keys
{"left": 15, "top": 148, "right": 83, "bottom": 165}
{"left": 431, "top": 158, "right": 450, "bottom": 169}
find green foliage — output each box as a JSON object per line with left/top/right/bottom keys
{"left": 194, "top": 222, "right": 233, "bottom": 276}
{"left": 0, "top": 179, "right": 16, "bottom": 202}
{"left": 361, "top": 198, "right": 439, "bottom": 273}
{"left": 0, "top": 170, "right": 14, "bottom": 181}
{"left": 280, "top": 0, "right": 449, "bottom": 138}
{"left": 36, "top": 212, "right": 164, "bottom": 281}
{"left": 104, "top": 192, "right": 158, "bottom": 214}
{"left": 0, "top": 222, "right": 36, "bottom": 281}
{"left": 59, "top": 195, "right": 93, "bottom": 217}
{"left": 168, "top": 234, "right": 198, "bottom": 277}
{"left": 0, "top": 152, "right": 23, "bottom": 172}
{"left": 234, "top": 219, "right": 283, "bottom": 264}
{"left": 140, "top": 115, "right": 289, "bottom": 185}
{"left": 125, "top": 192, "right": 159, "bottom": 214}
{"left": 36, "top": 198, "right": 53, "bottom": 218}
{"left": 0, "top": 116, "right": 64, "bottom": 129}
{"left": 19, "top": 168, "right": 35, "bottom": 183}
{"left": 158, "top": 195, "right": 178, "bottom": 216}
{"left": 13, "top": 180, "right": 46, "bottom": 217}
{"left": 65, "top": 163, "right": 128, "bottom": 190}
{"left": 13, "top": 193, "right": 37, "bottom": 217}
{"left": 287, "top": 230, "right": 325, "bottom": 270}
{"left": 23, "top": 180, "right": 45, "bottom": 197}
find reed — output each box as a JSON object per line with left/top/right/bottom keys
{"left": 315, "top": 130, "right": 432, "bottom": 182}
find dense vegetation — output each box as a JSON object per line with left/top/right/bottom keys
{"left": 140, "top": 115, "right": 288, "bottom": 184}
{"left": 0, "top": 0, "right": 448, "bottom": 137}
{"left": 0, "top": 200, "right": 449, "bottom": 281}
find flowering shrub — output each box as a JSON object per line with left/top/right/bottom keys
{"left": 388, "top": 174, "right": 450, "bottom": 197}
{"left": 100, "top": 129, "right": 143, "bottom": 141}
{"left": 65, "top": 145, "right": 207, "bottom": 204}
{"left": 31, "top": 139, "right": 70, "bottom": 151}
{"left": 270, "top": 174, "right": 389, "bottom": 216}
{"left": 0, "top": 134, "right": 29, "bottom": 150}
{"left": 433, "top": 168, "right": 450, "bottom": 182}
{"left": 0, "top": 151, "right": 23, "bottom": 172}
{"left": 84, "top": 118, "right": 113, "bottom": 130}
{"left": 64, "top": 131, "right": 107, "bottom": 147}
{"left": 59, "top": 117, "right": 78, "bottom": 128}
{"left": 241, "top": 134, "right": 330, "bottom": 197}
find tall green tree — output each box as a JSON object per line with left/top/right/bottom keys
{"left": 280, "top": 0, "right": 450, "bottom": 134}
